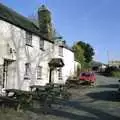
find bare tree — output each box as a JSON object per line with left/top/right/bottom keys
{"left": 0, "top": 22, "right": 62, "bottom": 90}
{"left": 10, "top": 25, "right": 56, "bottom": 89}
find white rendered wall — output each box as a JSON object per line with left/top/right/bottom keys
{"left": 0, "top": 19, "right": 75, "bottom": 90}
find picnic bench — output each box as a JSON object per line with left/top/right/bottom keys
{"left": 0, "top": 96, "right": 18, "bottom": 109}
{"left": 4, "top": 89, "right": 34, "bottom": 111}
{"left": 30, "top": 83, "right": 70, "bottom": 103}
{"left": 0, "top": 84, "right": 70, "bottom": 112}
{"left": 30, "top": 84, "right": 54, "bottom": 105}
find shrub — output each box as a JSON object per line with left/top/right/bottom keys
{"left": 105, "top": 66, "right": 119, "bottom": 73}
{"left": 111, "top": 71, "right": 120, "bottom": 78}
{"left": 102, "top": 66, "right": 120, "bottom": 77}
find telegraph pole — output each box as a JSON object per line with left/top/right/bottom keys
{"left": 107, "top": 50, "right": 110, "bottom": 66}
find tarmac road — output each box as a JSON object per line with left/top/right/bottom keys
{"left": 26, "top": 74, "right": 120, "bottom": 120}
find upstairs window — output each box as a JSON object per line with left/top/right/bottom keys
{"left": 40, "top": 39, "right": 44, "bottom": 50}
{"left": 26, "top": 31, "right": 32, "bottom": 46}
{"left": 59, "top": 46, "right": 63, "bottom": 56}
{"left": 25, "top": 63, "right": 30, "bottom": 76}
{"left": 37, "top": 66, "right": 42, "bottom": 80}
{"left": 58, "top": 68, "right": 62, "bottom": 80}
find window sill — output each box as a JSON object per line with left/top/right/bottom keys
{"left": 59, "top": 55, "right": 63, "bottom": 57}
{"left": 24, "top": 75, "right": 30, "bottom": 80}
{"left": 37, "top": 78, "right": 42, "bottom": 80}
{"left": 26, "top": 44, "right": 33, "bottom": 47}
{"left": 58, "top": 78, "right": 63, "bottom": 80}
{"left": 40, "top": 48, "right": 45, "bottom": 51}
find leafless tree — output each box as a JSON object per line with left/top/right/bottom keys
{"left": 10, "top": 25, "right": 55, "bottom": 89}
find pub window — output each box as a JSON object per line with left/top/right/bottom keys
{"left": 26, "top": 31, "right": 32, "bottom": 46}
{"left": 59, "top": 46, "right": 63, "bottom": 56}
{"left": 58, "top": 68, "right": 62, "bottom": 80}
{"left": 25, "top": 63, "right": 30, "bottom": 76}
{"left": 37, "top": 66, "right": 42, "bottom": 79}
{"left": 40, "top": 39, "right": 44, "bottom": 50}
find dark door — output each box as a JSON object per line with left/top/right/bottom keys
{"left": 3, "top": 60, "right": 9, "bottom": 88}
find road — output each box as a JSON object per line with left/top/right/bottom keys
{"left": 27, "top": 74, "right": 120, "bottom": 120}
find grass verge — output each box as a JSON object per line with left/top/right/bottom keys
{"left": 111, "top": 71, "right": 120, "bottom": 78}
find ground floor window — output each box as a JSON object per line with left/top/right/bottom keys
{"left": 58, "top": 68, "right": 62, "bottom": 80}
{"left": 37, "top": 66, "right": 42, "bottom": 80}
{"left": 25, "top": 63, "right": 31, "bottom": 78}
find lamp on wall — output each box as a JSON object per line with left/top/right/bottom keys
{"left": 57, "top": 68, "right": 60, "bottom": 71}
{"left": 9, "top": 48, "right": 13, "bottom": 54}
{"left": 9, "top": 48, "right": 16, "bottom": 54}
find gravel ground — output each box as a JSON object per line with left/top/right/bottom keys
{"left": 1, "top": 74, "right": 120, "bottom": 120}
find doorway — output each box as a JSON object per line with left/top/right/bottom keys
{"left": 3, "top": 59, "right": 14, "bottom": 88}
{"left": 3, "top": 60, "right": 9, "bottom": 88}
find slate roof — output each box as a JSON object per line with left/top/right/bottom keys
{"left": 0, "top": 3, "right": 73, "bottom": 52}
{"left": 0, "top": 3, "right": 52, "bottom": 42}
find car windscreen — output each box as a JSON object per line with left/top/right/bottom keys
{"left": 81, "top": 73, "right": 90, "bottom": 76}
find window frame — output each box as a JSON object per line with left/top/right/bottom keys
{"left": 58, "top": 68, "right": 62, "bottom": 80}
{"left": 24, "top": 63, "right": 31, "bottom": 79}
{"left": 26, "top": 31, "right": 32, "bottom": 46}
{"left": 40, "top": 39, "right": 44, "bottom": 50}
{"left": 59, "top": 46, "right": 63, "bottom": 57}
{"left": 37, "top": 66, "right": 42, "bottom": 80}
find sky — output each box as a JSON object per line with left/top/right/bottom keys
{"left": 0, "top": 0, "right": 120, "bottom": 63}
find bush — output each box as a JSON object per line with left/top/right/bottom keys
{"left": 111, "top": 71, "right": 120, "bottom": 78}
{"left": 105, "top": 66, "right": 119, "bottom": 73}
{"left": 0, "top": 108, "right": 30, "bottom": 120}
{"left": 102, "top": 66, "right": 120, "bottom": 77}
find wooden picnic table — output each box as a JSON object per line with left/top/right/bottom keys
{"left": 5, "top": 89, "right": 33, "bottom": 96}
{"left": 5, "top": 89, "right": 34, "bottom": 111}
{"left": 30, "top": 85, "right": 46, "bottom": 92}
{"left": 30, "top": 84, "right": 61, "bottom": 100}
{"left": 30, "top": 84, "right": 67, "bottom": 100}
{"left": 0, "top": 96, "right": 18, "bottom": 105}
{"left": 0, "top": 84, "right": 70, "bottom": 112}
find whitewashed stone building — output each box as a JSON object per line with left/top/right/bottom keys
{"left": 0, "top": 3, "right": 75, "bottom": 91}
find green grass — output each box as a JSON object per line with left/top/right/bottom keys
{"left": 0, "top": 108, "right": 30, "bottom": 120}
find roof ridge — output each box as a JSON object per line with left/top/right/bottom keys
{"left": 0, "top": 3, "right": 54, "bottom": 42}
{"left": 0, "top": 3, "right": 39, "bottom": 29}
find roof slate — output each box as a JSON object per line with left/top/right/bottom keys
{"left": 0, "top": 3, "right": 53, "bottom": 42}
{"left": 0, "top": 3, "right": 73, "bottom": 52}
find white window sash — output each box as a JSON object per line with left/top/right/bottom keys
{"left": 37, "top": 66, "right": 42, "bottom": 80}
{"left": 26, "top": 32, "right": 32, "bottom": 46}
{"left": 58, "top": 68, "right": 62, "bottom": 80}
{"left": 40, "top": 39, "right": 44, "bottom": 49}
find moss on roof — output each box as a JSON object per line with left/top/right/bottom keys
{"left": 0, "top": 3, "right": 74, "bottom": 52}
{"left": 0, "top": 3, "right": 53, "bottom": 42}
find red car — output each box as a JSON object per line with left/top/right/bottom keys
{"left": 79, "top": 72, "right": 96, "bottom": 85}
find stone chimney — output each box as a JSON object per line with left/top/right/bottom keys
{"left": 38, "top": 5, "right": 53, "bottom": 40}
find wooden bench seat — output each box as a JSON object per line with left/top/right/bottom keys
{"left": 0, "top": 96, "right": 19, "bottom": 109}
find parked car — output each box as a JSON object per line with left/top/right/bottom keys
{"left": 79, "top": 72, "right": 96, "bottom": 85}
